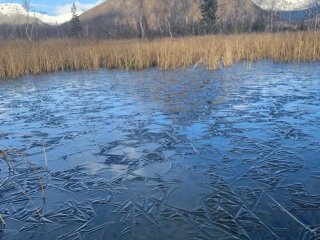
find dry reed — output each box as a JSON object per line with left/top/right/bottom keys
{"left": 1, "top": 31, "right": 320, "bottom": 79}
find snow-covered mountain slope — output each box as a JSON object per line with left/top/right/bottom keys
{"left": 252, "top": 0, "right": 316, "bottom": 11}
{"left": 0, "top": 3, "right": 71, "bottom": 25}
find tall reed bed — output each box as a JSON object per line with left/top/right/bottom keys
{"left": 1, "top": 31, "right": 320, "bottom": 79}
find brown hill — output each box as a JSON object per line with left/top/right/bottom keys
{"left": 80, "top": 0, "right": 262, "bottom": 37}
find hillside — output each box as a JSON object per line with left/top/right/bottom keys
{"left": 80, "top": 0, "right": 261, "bottom": 36}
{"left": 80, "top": 0, "right": 203, "bottom": 29}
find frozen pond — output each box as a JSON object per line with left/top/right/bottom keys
{"left": 0, "top": 62, "right": 320, "bottom": 239}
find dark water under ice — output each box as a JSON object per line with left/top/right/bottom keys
{"left": 0, "top": 62, "right": 320, "bottom": 240}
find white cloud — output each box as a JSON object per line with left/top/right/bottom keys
{"left": 54, "top": 0, "right": 104, "bottom": 16}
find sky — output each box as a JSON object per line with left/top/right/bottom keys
{"left": 0, "top": 0, "right": 104, "bottom": 16}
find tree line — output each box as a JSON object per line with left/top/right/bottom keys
{"left": 0, "top": 0, "right": 319, "bottom": 40}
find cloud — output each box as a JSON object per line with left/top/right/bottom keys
{"left": 54, "top": 0, "right": 103, "bottom": 16}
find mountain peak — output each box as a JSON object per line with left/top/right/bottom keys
{"left": 0, "top": 3, "right": 71, "bottom": 25}
{"left": 0, "top": 3, "right": 26, "bottom": 15}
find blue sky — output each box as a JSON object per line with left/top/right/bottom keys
{"left": 0, "top": 0, "right": 103, "bottom": 15}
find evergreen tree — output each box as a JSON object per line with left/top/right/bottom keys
{"left": 252, "top": 14, "right": 266, "bottom": 32}
{"left": 200, "top": 0, "right": 218, "bottom": 32}
{"left": 70, "top": 2, "right": 82, "bottom": 37}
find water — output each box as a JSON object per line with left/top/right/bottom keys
{"left": 0, "top": 62, "right": 319, "bottom": 239}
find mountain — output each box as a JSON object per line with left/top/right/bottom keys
{"left": 252, "top": 0, "right": 315, "bottom": 11}
{"left": 79, "top": 0, "right": 203, "bottom": 37}
{"left": 79, "top": 0, "right": 259, "bottom": 30}
{"left": 77, "top": 0, "right": 320, "bottom": 38}
{"left": 0, "top": 3, "right": 71, "bottom": 25}
{"left": 80, "top": 0, "right": 203, "bottom": 27}
{"left": 252, "top": 0, "right": 320, "bottom": 23}
{"left": 80, "top": 0, "right": 316, "bottom": 26}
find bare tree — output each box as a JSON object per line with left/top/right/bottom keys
{"left": 21, "top": 0, "right": 34, "bottom": 40}
{"left": 138, "top": 0, "right": 147, "bottom": 38}
{"left": 268, "top": 0, "right": 276, "bottom": 31}
{"left": 118, "top": 0, "right": 148, "bottom": 38}
{"left": 309, "top": 0, "right": 320, "bottom": 31}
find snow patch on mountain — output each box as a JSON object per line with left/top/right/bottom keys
{"left": 0, "top": 3, "right": 71, "bottom": 25}
{"left": 252, "top": 0, "right": 316, "bottom": 11}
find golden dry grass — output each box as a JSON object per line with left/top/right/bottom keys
{"left": 1, "top": 31, "right": 320, "bottom": 79}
